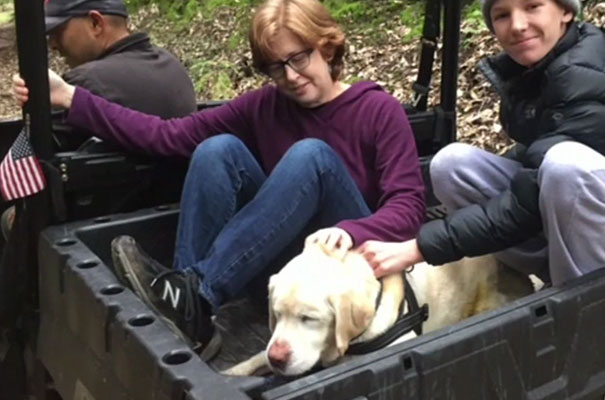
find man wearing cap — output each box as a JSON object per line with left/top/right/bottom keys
{"left": 45, "top": 0, "right": 196, "bottom": 118}
{"left": 360, "top": 0, "right": 605, "bottom": 288}
{"left": 1, "top": 0, "right": 198, "bottom": 241}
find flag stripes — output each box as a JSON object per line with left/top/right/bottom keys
{"left": 0, "top": 126, "right": 47, "bottom": 202}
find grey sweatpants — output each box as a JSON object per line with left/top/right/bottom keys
{"left": 430, "top": 141, "right": 605, "bottom": 286}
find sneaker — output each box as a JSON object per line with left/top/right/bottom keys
{"left": 1, "top": 206, "right": 15, "bottom": 241}
{"left": 111, "top": 235, "right": 222, "bottom": 361}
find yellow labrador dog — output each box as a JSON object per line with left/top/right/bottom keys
{"left": 223, "top": 242, "right": 534, "bottom": 376}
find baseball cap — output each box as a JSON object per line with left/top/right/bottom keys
{"left": 45, "top": 0, "right": 128, "bottom": 33}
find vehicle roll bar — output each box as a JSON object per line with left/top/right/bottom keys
{"left": 14, "top": 0, "right": 52, "bottom": 161}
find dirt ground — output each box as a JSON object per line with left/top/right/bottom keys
{"left": 0, "top": 23, "right": 18, "bottom": 120}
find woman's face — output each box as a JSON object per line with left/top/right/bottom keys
{"left": 490, "top": 0, "right": 573, "bottom": 67}
{"left": 267, "top": 29, "right": 340, "bottom": 108}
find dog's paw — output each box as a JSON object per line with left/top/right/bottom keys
{"left": 357, "top": 296, "right": 400, "bottom": 341}
{"left": 221, "top": 364, "right": 253, "bottom": 376}
{"left": 221, "top": 352, "right": 267, "bottom": 376}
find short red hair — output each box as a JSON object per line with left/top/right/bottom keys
{"left": 249, "top": 0, "right": 346, "bottom": 81}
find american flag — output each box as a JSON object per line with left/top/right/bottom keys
{"left": 0, "top": 117, "right": 46, "bottom": 201}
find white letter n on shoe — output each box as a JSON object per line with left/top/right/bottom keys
{"left": 162, "top": 281, "right": 181, "bottom": 310}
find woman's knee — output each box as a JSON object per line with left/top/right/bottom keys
{"left": 191, "top": 134, "right": 246, "bottom": 166}
{"left": 282, "top": 139, "right": 337, "bottom": 167}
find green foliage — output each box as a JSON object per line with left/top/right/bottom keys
{"left": 123, "top": 0, "right": 441, "bottom": 98}
{"left": 126, "top": 0, "right": 262, "bottom": 25}
{"left": 324, "top": 0, "right": 423, "bottom": 27}
{"left": 201, "top": 0, "right": 255, "bottom": 14}
{"left": 125, "top": 0, "right": 427, "bottom": 43}
{"left": 0, "top": 0, "right": 13, "bottom": 24}
{"left": 399, "top": 1, "right": 425, "bottom": 42}
{"left": 323, "top": 0, "right": 367, "bottom": 21}
{"left": 124, "top": 0, "right": 150, "bottom": 12}
{"left": 190, "top": 59, "right": 238, "bottom": 100}
{"left": 228, "top": 30, "right": 245, "bottom": 51}
{"left": 321, "top": 0, "right": 426, "bottom": 44}
{"left": 461, "top": 0, "right": 488, "bottom": 48}
{"left": 462, "top": 0, "right": 485, "bottom": 34}
{"left": 125, "top": 0, "right": 194, "bottom": 24}
{"left": 343, "top": 75, "right": 363, "bottom": 85}
{"left": 0, "top": 11, "right": 12, "bottom": 24}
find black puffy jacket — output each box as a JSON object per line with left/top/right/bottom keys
{"left": 417, "top": 22, "right": 605, "bottom": 265}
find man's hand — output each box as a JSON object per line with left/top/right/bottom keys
{"left": 13, "top": 69, "right": 75, "bottom": 109}
{"left": 12, "top": 73, "right": 28, "bottom": 108}
{"left": 305, "top": 227, "right": 353, "bottom": 259}
{"left": 358, "top": 239, "right": 424, "bottom": 278}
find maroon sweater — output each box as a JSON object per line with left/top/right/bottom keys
{"left": 67, "top": 81, "right": 425, "bottom": 245}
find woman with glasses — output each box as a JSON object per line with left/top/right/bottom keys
{"left": 14, "top": 0, "right": 424, "bottom": 360}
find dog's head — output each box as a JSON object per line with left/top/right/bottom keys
{"left": 265, "top": 242, "right": 380, "bottom": 376}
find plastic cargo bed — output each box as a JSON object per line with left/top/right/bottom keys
{"left": 37, "top": 205, "right": 605, "bottom": 400}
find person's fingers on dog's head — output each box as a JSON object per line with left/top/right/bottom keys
{"left": 341, "top": 232, "right": 352, "bottom": 250}
{"left": 325, "top": 231, "right": 340, "bottom": 251}
{"left": 336, "top": 234, "right": 353, "bottom": 259}
{"left": 304, "top": 235, "right": 314, "bottom": 248}
{"left": 305, "top": 232, "right": 320, "bottom": 248}
{"left": 335, "top": 241, "right": 348, "bottom": 260}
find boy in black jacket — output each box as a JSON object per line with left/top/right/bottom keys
{"left": 360, "top": 0, "right": 605, "bottom": 287}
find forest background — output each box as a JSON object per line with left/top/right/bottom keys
{"left": 0, "top": 0, "right": 604, "bottom": 151}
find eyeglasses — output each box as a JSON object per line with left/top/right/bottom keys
{"left": 261, "top": 48, "right": 314, "bottom": 79}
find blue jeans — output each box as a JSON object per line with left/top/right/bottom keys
{"left": 173, "top": 134, "right": 371, "bottom": 310}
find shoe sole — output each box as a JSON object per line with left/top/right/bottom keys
{"left": 200, "top": 325, "right": 222, "bottom": 362}
{"left": 114, "top": 245, "right": 196, "bottom": 344}
{"left": 113, "top": 244, "right": 222, "bottom": 362}
{"left": 111, "top": 240, "right": 132, "bottom": 288}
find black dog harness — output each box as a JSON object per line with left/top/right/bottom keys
{"left": 346, "top": 274, "right": 429, "bottom": 355}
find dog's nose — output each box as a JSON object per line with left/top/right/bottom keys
{"left": 268, "top": 340, "right": 291, "bottom": 369}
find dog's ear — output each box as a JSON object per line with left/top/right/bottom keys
{"left": 268, "top": 275, "right": 278, "bottom": 332}
{"left": 329, "top": 291, "right": 375, "bottom": 356}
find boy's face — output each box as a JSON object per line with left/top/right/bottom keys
{"left": 490, "top": 0, "right": 573, "bottom": 67}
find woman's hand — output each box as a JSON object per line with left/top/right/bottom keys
{"left": 305, "top": 227, "right": 353, "bottom": 259}
{"left": 13, "top": 69, "right": 75, "bottom": 109}
{"left": 358, "top": 239, "right": 424, "bottom": 278}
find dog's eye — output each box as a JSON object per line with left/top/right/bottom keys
{"left": 300, "top": 315, "right": 318, "bottom": 323}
